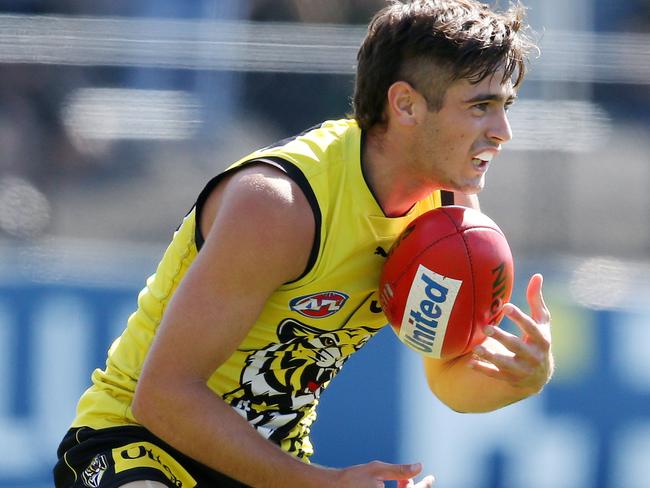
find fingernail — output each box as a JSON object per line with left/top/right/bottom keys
{"left": 484, "top": 325, "right": 495, "bottom": 336}
{"left": 410, "top": 462, "right": 422, "bottom": 471}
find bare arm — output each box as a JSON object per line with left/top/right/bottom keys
{"left": 426, "top": 193, "right": 553, "bottom": 412}
{"left": 423, "top": 274, "right": 554, "bottom": 413}
{"left": 132, "top": 165, "right": 426, "bottom": 487}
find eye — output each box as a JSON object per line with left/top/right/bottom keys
{"left": 473, "top": 102, "right": 489, "bottom": 112}
{"left": 322, "top": 337, "right": 336, "bottom": 347}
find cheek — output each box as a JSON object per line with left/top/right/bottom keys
{"left": 453, "top": 131, "right": 480, "bottom": 160}
{"left": 439, "top": 126, "right": 470, "bottom": 150}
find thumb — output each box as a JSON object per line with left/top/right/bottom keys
{"left": 526, "top": 273, "right": 551, "bottom": 325}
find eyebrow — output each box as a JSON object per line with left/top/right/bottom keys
{"left": 464, "top": 93, "right": 518, "bottom": 104}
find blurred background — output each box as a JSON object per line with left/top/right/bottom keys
{"left": 0, "top": 0, "right": 649, "bottom": 487}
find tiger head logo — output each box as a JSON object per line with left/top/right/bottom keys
{"left": 223, "top": 319, "right": 379, "bottom": 446}
{"left": 81, "top": 454, "right": 108, "bottom": 488}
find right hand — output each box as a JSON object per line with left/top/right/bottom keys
{"left": 333, "top": 461, "right": 434, "bottom": 487}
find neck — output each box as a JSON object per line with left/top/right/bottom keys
{"left": 362, "top": 126, "right": 437, "bottom": 217}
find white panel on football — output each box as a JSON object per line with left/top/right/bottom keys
{"left": 399, "top": 265, "right": 462, "bottom": 358}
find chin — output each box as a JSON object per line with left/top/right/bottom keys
{"left": 455, "top": 181, "right": 484, "bottom": 195}
{"left": 443, "top": 175, "right": 485, "bottom": 195}
{"left": 464, "top": 176, "right": 486, "bottom": 193}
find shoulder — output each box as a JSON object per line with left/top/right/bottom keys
{"left": 201, "top": 163, "right": 314, "bottom": 233}
{"left": 226, "top": 164, "right": 302, "bottom": 208}
{"left": 198, "top": 163, "right": 316, "bottom": 282}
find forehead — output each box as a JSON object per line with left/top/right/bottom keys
{"left": 444, "top": 72, "right": 516, "bottom": 103}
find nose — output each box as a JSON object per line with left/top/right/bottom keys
{"left": 487, "top": 108, "right": 513, "bottom": 143}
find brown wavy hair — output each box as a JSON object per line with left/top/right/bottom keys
{"left": 353, "top": 0, "right": 536, "bottom": 131}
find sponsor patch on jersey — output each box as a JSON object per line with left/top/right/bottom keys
{"left": 113, "top": 442, "right": 197, "bottom": 487}
{"left": 400, "top": 264, "right": 462, "bottom": 358}
{"left": 289, "top": 291, "right": 349, "bottom": 318}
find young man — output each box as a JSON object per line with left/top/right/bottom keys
{"left": 54, "top": 1, "right": 553, "bottom": 487}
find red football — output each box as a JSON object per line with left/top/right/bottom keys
{"left": 379, "top": 206, "right": 514, "bottom": 359}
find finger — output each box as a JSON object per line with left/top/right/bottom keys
{"left": 526, "top": 273, "right": 551, "bottom": 325}
{"left": 469, "top": 358, "right": 503, "bottom": 378}
{"left": 397, "top": 479, "right": 414, "bottom": 488}
{"left": 469, "top": 354, "right": 529, "bottom": 384}
{"left": 472, "top": 345, "right": 529, "bottom": 379}
{"left": 366, "top": 461, "right": 422, "bottom": 480}
{"left": 483, "top": 325, "right": 537, "bottom": 361}
{"left": 503, "top": 302, "right": 547, "bottom": 344}
{"left": 470, "top": 357, "right": 537, "bottom": 388}
{"left": 415, "top": 475, "right": 435, "bottom": 487}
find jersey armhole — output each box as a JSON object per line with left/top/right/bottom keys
{"left": 194, "top": 157, "right": 322, "bottom": 284}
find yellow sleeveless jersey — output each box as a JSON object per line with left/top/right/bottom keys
{"left": 73, "top": 119, "right": 444, "bottom": 460}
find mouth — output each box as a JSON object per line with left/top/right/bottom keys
{"left": 471, "top": 150, "right": 495, "bottom": 172}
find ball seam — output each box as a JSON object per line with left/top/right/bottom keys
{"left": 439, "top": 208, "right": 477, "bottom": 355}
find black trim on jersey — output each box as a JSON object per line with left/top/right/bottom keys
{"left": 441, "top": 190, "right": 455, "bottom": 206}
{"left": 193, "top": 157, "right": 322, "bottom": 284}
{"left": 255, "top": 157, "right": 322, "bottom": 284}
{"left": 262, "top": 122, "right": 324, "bottom": 151}
{"left": 194, "top": 172, "right": 226, "bottom": 249}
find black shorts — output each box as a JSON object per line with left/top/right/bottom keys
{"left": 53, "top": 425, "right": 250, "bottom": 488}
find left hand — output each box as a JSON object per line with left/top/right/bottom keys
{"left": 470, "top": 273, "right": 553, "bottom": 394}
{"left": 397, "top": 475, "right": 435, "bottom": 488}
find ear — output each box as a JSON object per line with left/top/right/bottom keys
{"left": 386, "top": 81, "right": 426, "bottom": 127}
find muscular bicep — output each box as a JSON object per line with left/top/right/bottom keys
{"left": 140, "top": 165, "right": 315, "bottom": 385}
